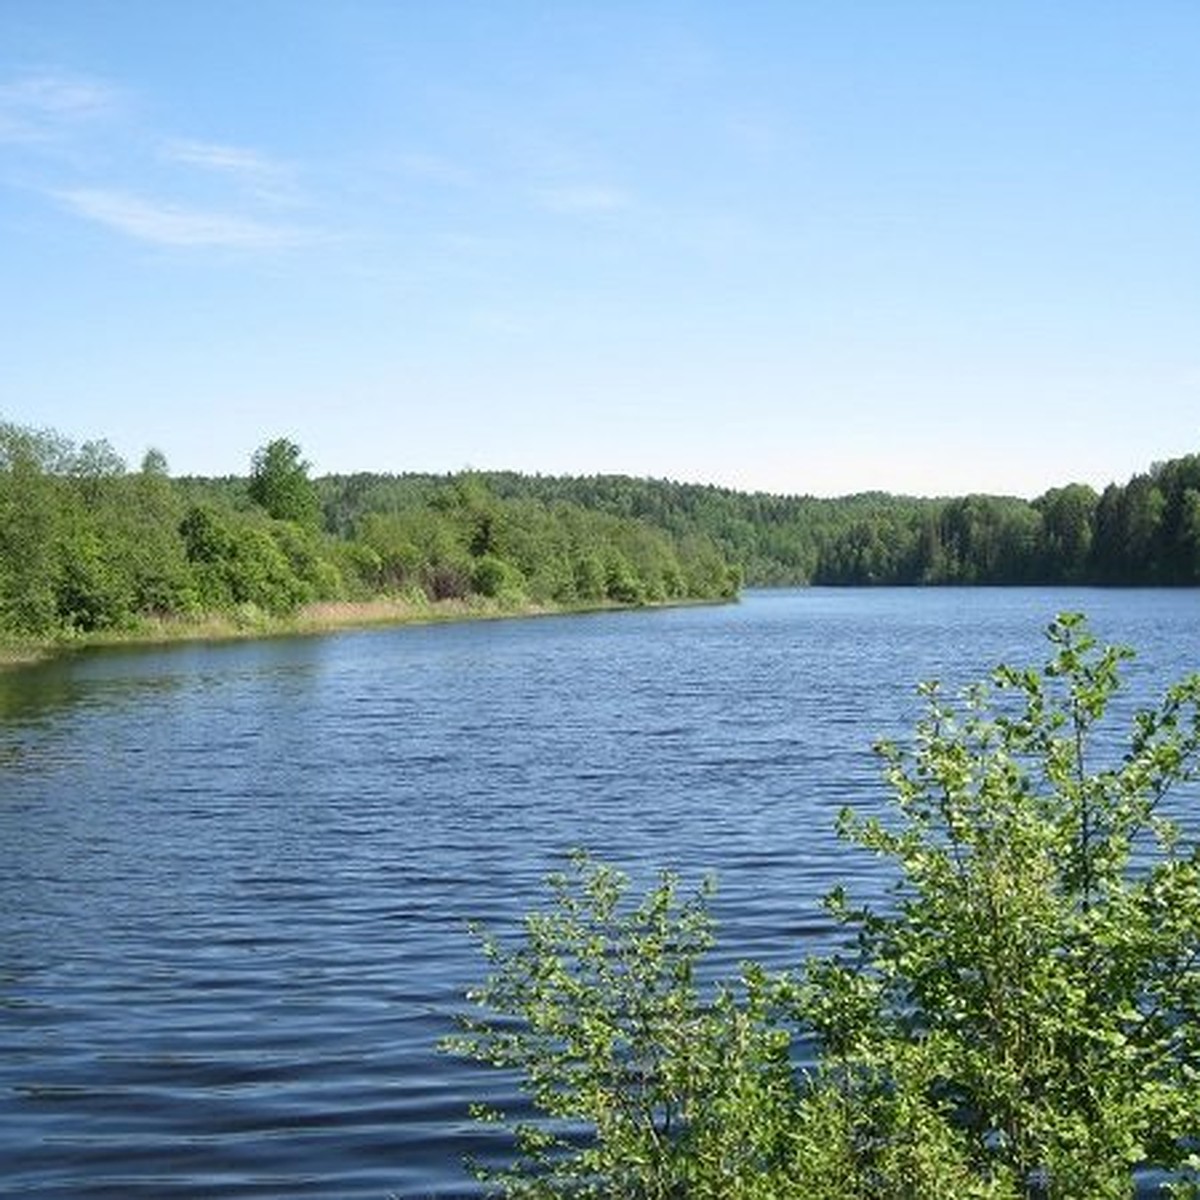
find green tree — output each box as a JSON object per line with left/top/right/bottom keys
{"left": 472, "top": 554, "right": 526, "bottom": 602}
{"left": 123, "top": 449, "right": 196, "bottom": 613}
{"left": 1123, "top": 475, "right": 1166, "bottom": 580}
{"left": 69, "top": 438, "right": 125, "bottom": 505}
{"left": 573, "top": 550, "right": 607, "bottom": 601}
{"left": 1034, "top": 485, "right": 1095, "bottom": 581}
{"left": 1179, "top": 488, "right": 1200, "bottom": 582}
{"left": 248, "top": 437, "right": 321, "bottom": 528}
{"left": 140, "top": 447, "right": 170, "bottom": 479}
{"left": 0, "top": 422, "right": 64, "bottom": 633}
{"left": 1152, "top": 457, "right": 1200, "bottom": 584}
{"left": 604, "top": 550, "right": 645, "bottom": 604}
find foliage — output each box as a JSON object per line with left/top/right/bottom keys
{"left": 794, "top": 612, "right": 1200, "bottom": 1197}
{"left": 322, "top": 448, "right": 1200, "bottom": 587}
{"left": 451, "top": 617, "right": 1200, "bottom": 1198}
{"left": 0, "top": 424, "right": 62, "bottom": 633}
{"left": 0, "top": 419, "right": 741, "bottom": 641}
{"left": 473, "top": 554, "right": 527, "bottom": 603}
{"left": 248, "top": 437, "right": 321, "bottom": 528}
{"left": 11, "top": 409, "right": 1200, "bottom": 640}
{"left": 446, "top": 854, "right": 802, "bottom": 1198}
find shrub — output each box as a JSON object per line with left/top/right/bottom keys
{"left": 796, "top": 612, "right": 1200, "bottom": 1197}
{"left": 446, "top": 854, "right": 801, "bottom": 1198}
{"left": 472, "top": 554, "right": 527, "bottom": 603}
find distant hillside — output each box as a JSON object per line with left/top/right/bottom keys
{"left": 318, "top": 449, "right": 1200, "bottom": 587}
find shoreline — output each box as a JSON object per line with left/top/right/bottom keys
{"left": 0, "top": 593, "right": 731, "bottom": 670}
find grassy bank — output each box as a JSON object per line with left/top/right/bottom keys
{"left": 0, "top": 592, "right": 725, "bottom": 669}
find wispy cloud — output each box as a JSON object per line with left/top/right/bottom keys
{"left": 161, "top": 138, "right": 301, "bottom": 204}
{"left": 55, "top": 188, "right": 306, "bottom": 249}
{"left": 1, "top": 68, "right": 318, "bottom": 252}
{"left": 534, "top": 184, "right": 632, "bottom": 215}
{"left": 0, "top": 71, "right": 121, "bottom": 143}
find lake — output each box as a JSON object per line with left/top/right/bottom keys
{"left": 1, "top": 588, "right": 1198, "bottom": 1197}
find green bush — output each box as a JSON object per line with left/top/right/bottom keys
{"left": 449, "top": 616, "right": 1200, "bottom": 1198}
{"left": 604, "top": 553, "right": 645, "bottom": 605}
{"left": 797, "top": 613, "right": 1200, "bottom": 1197}
{"left": 446, "top": 854, "right": 801, "bottom": 1198}
{"left": 472, "top": 554, "right": 527, "bottom": 603}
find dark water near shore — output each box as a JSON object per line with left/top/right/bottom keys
{"left": 1, "top": 588, "right": 1197, "bottom": 1197}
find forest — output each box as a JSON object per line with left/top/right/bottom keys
{"left": 0, "top": 421, "right": 739, "bottom": 641}
{"left": 408, "top": 456, "right": 1200, "bottom": 587}
{"left": 1, "top": 416, "right": 1197, "bottom": 642}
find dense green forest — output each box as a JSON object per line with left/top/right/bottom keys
{"left": 369, "top": 455, "right": 1198, "bottom": 587}
{"left": 0, "top": 421, "right": 739, "bottom": 640}
{"left": 317, "top": 448, "right": 1200, "bottom": 587}
{"left": 2, "top": 415, "right": 1198, "bottom": 641}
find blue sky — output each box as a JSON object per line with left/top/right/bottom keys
{"left": 1, "top": 1, "right": 1197, "bottom": 497}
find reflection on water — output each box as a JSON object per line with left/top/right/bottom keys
{"left": 0, "top": 669, "right": 78, "bottom": 723}
{"left": 0, "top": 589, "right": 1197, "bottom": 1197}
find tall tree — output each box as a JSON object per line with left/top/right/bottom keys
{"left": 0, "top": 423, "right": 61, "bottom": 632}
{"left": 248, "top": 438, "right": 321, "bottom": 528}
{"left": 1036, "top": 484, "right": 1096, "bottom": 582}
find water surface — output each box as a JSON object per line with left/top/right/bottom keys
{"left": 1, "top": 588, "right": 1197, "bottom": 1196}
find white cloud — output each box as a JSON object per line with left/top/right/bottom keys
{"left": 2, "top": 71, "right": 318, "bottom": 254}
{"left": 161, "top": 138, "right": 300, "bottom": 204}
{"left": 0, "top": 71, "right": 121, "bottom": 142}
{"left": 534, "top": 184, "right": 632, "bottom": 215}
{"left": 55, "top": 188, "right": 306, "bottom": 249}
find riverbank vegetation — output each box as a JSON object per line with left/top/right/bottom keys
{"left": 449, "top": 616, "right": 1200, "bottom": 1197}
{"left": 0, "top": 420, "right": 739, "bottom": 649}
{"left": 363, "top": 452, "right": 1200, "bottom": 586}
{"left": 3, "top": 415, "right": 1198, "bottom": 651}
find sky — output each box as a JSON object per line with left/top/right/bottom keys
{"left": 1, "top": 1, "right": 1197, "bottom": 498}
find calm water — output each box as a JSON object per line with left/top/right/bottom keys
{"left": 1, "top": 588, "right": 1198, "bottom": 1197}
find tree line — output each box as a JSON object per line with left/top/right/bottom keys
{"left": 2, "top": 417, "right": 1196, "bottom": 639}
{"left": 0, "top": 422, "right": 739, "bottom": 640}
{"left": 372, "top": 454, "right": 1199, "bottom": 586}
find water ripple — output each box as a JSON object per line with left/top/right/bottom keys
{"left": 1, "top": 589, "right": 1196, "bottom": 1196}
